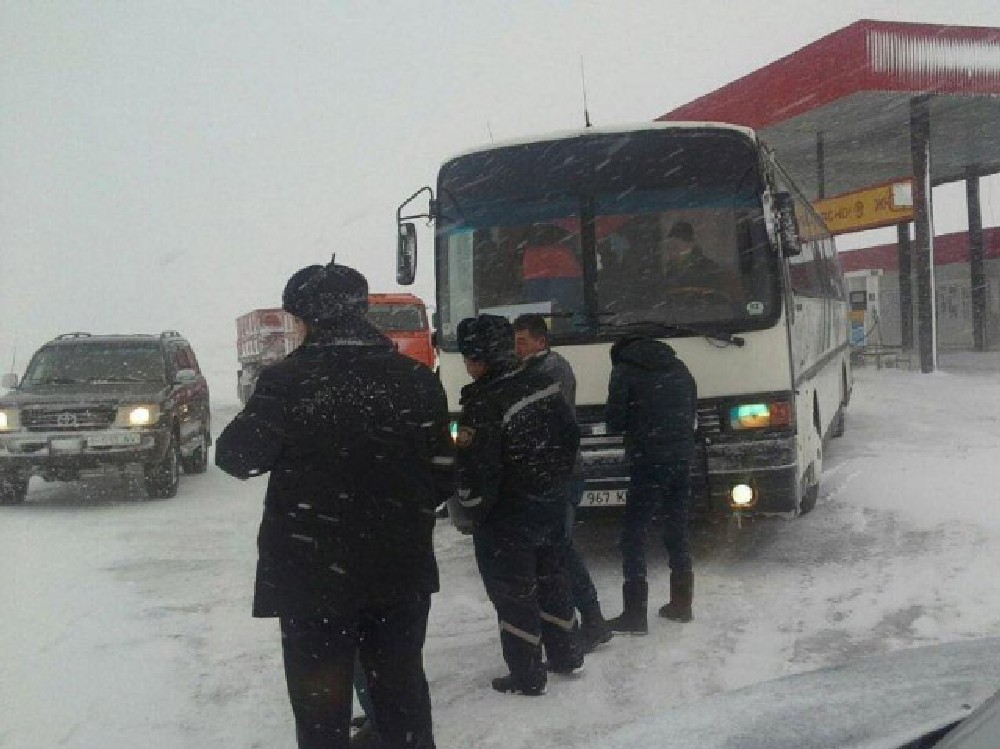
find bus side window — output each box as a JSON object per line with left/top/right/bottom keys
{"left": 778, "top": 177, "right": 826, "bottom": 298}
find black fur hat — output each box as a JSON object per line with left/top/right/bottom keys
{"left": 457, "top": 315, "right": 515, "bottom": 365}
{"left": 282, "top": 261, "right": 369, "bottom": 325}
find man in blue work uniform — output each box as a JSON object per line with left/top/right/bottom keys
{"left": 454, "top": 314, "right": 584, "bottom": 696}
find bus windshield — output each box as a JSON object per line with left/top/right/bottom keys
{"left": 435, "top": 128, "right": 781, "bottom": 348}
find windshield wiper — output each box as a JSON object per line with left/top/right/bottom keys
{"left": 89, "top": 376, "right": 148, "bottom": 383}
{"left": 36, "top": 377, "right": 86, "bottom": 385}
{"left": 600, "top": 320, "right": 746, "bottom": 347}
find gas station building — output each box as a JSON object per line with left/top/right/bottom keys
{"left": 659, "top": 19, "right": 1000, "bottom": 369}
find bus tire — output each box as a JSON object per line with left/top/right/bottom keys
{"left": 830, "top": 367, "right": 848, "bottom": 439}
{"left": 830, "top": 407, "right": 845, "bottom": 438}
{"left": 799, "top": 464, "right": 819, "bottom": 515}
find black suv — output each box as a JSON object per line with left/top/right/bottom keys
{"left": 0, "top": 331, "right": 211, "bottom": 503}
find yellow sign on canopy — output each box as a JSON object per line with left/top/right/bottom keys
{"left": 814, "top": 180, "right": 914, "bottom": 235}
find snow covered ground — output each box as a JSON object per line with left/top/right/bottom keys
{"left": 3, "top": 353, "right": 1000, "bottom": 749}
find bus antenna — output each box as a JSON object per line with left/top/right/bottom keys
{"left": 487, "top": 121, "right": 495, "bottom": 143}
{"left": 580, "top": 56, "right": 592, "bottom": 128}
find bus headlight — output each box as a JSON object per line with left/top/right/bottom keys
{"left": 0, "top": 408, "right": 19, "bottom": 431}
{"left": 729, "top": 400, "right": 792, "bottom": 430}
{"left": 116, "top": 405, "right": 160, "bottom": 427}
{"left": 730, "top": 483, "right": 755, "bottom": 508}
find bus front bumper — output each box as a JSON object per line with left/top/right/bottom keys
{"left": 578, "top": 435, "right": 799, "bottom": 515}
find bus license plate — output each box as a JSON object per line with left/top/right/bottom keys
{"left": 581, "top": 489, "right": 627, "bottom": 507}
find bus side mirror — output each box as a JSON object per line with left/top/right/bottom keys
{"left": 775, "top": 192, "right": 802, "bottom": 257}
{"left": 397, "top": 223, "right": 417, "bottom": 285}
{"left": 2, "top": 373, "right": 18, "bottom": 389}
{"left": 431, "top": 330, "right": 438, "bottom": 348}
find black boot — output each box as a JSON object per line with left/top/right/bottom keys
{"left": 658, "top": 571, "right": 694, "bottom": 622}
{"left": 350, "top": 719, "right": 384, "bottom": 749}
{"left": 607, "top": 579, "right": 648, "bottom": 635}
{"left": 491, "top": 673, "right": 547, "bottom": 696}
{"left": 578, "top": 600, "right": 614, "bottom": 652}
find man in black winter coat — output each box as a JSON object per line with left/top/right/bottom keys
{"left": 605, "top": 335, "right": 698, "bottom": 635}
{"left": 513, "top": 314, "right": 613, "bottom": 653}
{"left": 215, "top": 260, "right": 453, "bottom": 749}
{"left": 454, "top": 314, "right": 584, "bottom": 696}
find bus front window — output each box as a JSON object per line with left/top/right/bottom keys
{"left": 435, "top": 129, "right": 780, "bottom": 350}
{"left": 593, "top": 205, "right": 768, "bottom": 327}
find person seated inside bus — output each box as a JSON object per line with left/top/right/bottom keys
{"left": 520, "top": 223, "right": 584, "bottom": 315}
{"left": 473, "top": 228, "right": 520, "bottom": 309}
{"left": 658, "top": 220, "right": 743, "bottom": 303}
{"left": 594, "top": 214, "right": 665, "bottom": 319}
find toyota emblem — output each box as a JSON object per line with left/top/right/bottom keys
{"left": 57, "top": 413, "right": 78, "bottom": 427}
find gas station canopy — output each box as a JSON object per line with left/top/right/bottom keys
{"left": 658, "top": 20, "right": 1000, "bottom": 201}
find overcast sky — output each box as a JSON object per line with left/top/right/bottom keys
{"left": 3, "top": 0, "right": 1000, "bottom": 388}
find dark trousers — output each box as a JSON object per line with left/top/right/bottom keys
{"left": 621, "top": 460, "right": 693, "bottom": 581}
{"left": 473, "top": 515, "right": 581, "bottom": 687}
{"left": 562, "top": 476, "right": 599, "bottom": 609}
{"left": 353, "top": 651, "right": 374, "bottom": 718}
{"left": 280, "top": 598, "right": 435, "bottom": 749}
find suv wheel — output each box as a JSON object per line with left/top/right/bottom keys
{"left": 0, "top": 472, "right": 28, "bottom": 505}
{"left": 181, "top": 430, "right": 210, "bottom": 475}
{"left": 145, "top": 434, "right": 180, "bottom": 499}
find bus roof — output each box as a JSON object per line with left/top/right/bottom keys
{"left": 440, "top": 121, "right": 758, "bottom": 166}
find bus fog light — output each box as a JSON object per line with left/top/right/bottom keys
{"left": 730, "top": 484, "right": 755, "bottom": 507}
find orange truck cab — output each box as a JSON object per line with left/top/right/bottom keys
{"left": 366, "top": 293, "right": 436, "bottom": 369}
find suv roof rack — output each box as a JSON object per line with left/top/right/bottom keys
{"left": 54, "top": 332, "right": 92, "bottom": 340}
{"left": 160, "top": 330, "right": 184, "bottom": 339}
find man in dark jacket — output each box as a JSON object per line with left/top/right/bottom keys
{"left": 455, "top": 314, "right": 583, "bottom": 696}
{"left": 215, "top": 260, "right": 453, "bottom": 749}
{"left": 513, "top": 313, "right": 613, "bottom": 653}
{"left": 605, "top": 335, "right": 697, "bottom": 634}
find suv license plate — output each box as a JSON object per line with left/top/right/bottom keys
{"left": 581, "top": 489, "right": 628, "bottom": 507}
{"left": 50, "top": 437, "right": 84, "bottom": 454}
{"left": 88, "top": 433, "right": 141, "bottom": 448}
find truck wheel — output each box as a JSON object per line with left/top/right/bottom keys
{"left": 0, "top": 472, "right": 28, "bottom": 505}
{"left": 181, "top": 430, "right": 210, "bottom": 475}
{"left": 145, "top": 434, "right": 180, "bottom": 499}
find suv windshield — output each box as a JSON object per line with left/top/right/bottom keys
{"left": 434, "top": 128, "right": 779, "bottom": 348}
{"left": 22, "top": 341, "right": 168, "bottom": 385}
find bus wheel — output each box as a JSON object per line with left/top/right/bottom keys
{"left": 830, "top": 407, "right": 846, "bottom": 438}
{"left": 831, "top": 368, "right": 847, "bottom": 438}
{"left": 799, "top": 464, "right": 819, "bottom": 515}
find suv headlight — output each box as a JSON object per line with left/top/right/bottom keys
{"left": 116, "top": 405, "right": 161, "bottom": 427}
{"left": 0, "top": 408, "right": 20, "bottom": 431}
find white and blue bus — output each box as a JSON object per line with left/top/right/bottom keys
{"left": 397, "top": 122, "right": 850, "bottom": 518}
